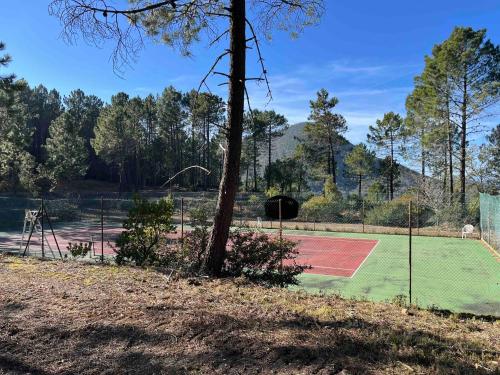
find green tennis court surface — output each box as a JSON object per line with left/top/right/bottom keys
{"left": 273, "top": 229, "right": 499, "bottom": 316}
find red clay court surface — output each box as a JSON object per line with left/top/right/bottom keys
{"left": 284, "top": 235, "right": 379, "bottom": 277}
{"left": 1, "top": 229, "right": 378, "bottom": 277}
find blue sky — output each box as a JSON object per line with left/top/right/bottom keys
{"left": 0, "top": 0, "right": 498, "bottom": 143}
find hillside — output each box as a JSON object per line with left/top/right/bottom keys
{"left": 260, "top": 122, "right": 420, "bottom": 195}
{"left": 0, "top": 255, "right": 498, "bottom": 374}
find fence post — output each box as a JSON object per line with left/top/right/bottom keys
{"left": 408, "top": 200, "right": 413, "bottom": 306}
{"left": 279, "top": 198, "right": 283, "bottom": 285}
{"left": 362, "top": 200, "right": 365, "bottom": 233}
{"left": 41, "top": 196, "right": 45, "bottom": 259}
{"left": 100, "top": 196, "right": 104, "bottom": 263}
{"left": 416, "top": 191, "right": 420, "bottom": 236}
{"left": 239, "top": 203, "right": 243, "bottom": 227}
{"left": 181, "top": 197, "right": 184, "bottom": 243}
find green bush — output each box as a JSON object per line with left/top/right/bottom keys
{"left": 364, "top": 195, "right": 431, "bottom": 227}
{"left": 224, "top": 229, "right": 309, "bottom": 287}
{"left": 180, "top": 203, "right": 212, "bottom": 272}
{"left": 67, "top": 242, "right": 91, "bottom": 258}
{"left": 300, "top": 195, "right": 342, "bottom": 221}
{"left": 114, "top": 195, "right": 176, "bottom": 266}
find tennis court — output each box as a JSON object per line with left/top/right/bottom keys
{"left": 1, "top": 219, "right": 499, "bottom": 316}
{"left": 281, "top": 229, "right": 499, "bottom": 316}
{"left": 283, "top": 235, "right": 379, "bottom": 277}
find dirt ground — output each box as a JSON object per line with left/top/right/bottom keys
{"left": 0, "top": 255, "right": 498, "bottom": 375}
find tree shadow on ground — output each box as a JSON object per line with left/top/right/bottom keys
{"left": 0, "top": 306, "right": 494, "bottom": 374}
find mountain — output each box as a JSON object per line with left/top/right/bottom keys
{"left": 259, "top": 122, "right": 420, "bottom": 195}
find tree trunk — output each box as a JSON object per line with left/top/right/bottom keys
{"left": 447, "top": 98, "right": 454, "bottom": 202}
{"left": 389, "top": 134, "right": 394, "bottom": 200}
{"left": 267, "top": 123, "right": 272, "bottom": 189}
{"left": 206, "top": 119, "right": 210, "bottom": 189}
{"left": 205, "top": 0, "right": 246, "bottom": 276}
{"left": 253, "top": 134, "right": 258, "bottom": 191}
{"left": 328, "top": 135, "right": 336, "bottom": 184}
{"left": 460, "top": 71, "right": 467, "bottom": 211}
{"left": 420, "top": 127, "right": 426, "bottom": 184}
{"left": 358, "top": 174, "right": 362, "bottom": 198}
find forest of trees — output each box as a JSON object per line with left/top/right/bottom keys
{"left": 1, "top": 26, "right": 499, "bottom": 204}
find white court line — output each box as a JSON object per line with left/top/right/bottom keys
{"left": 310, "top": 265, "right": 356, "bottom": 271}
{"left": 349, "top": 240, "right": 380, "bottom": 278}
{"left": 285, "top": 234, "right": 378, "bottom": 243}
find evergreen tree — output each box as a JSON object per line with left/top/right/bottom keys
{"left": 344, "top": 143, "right": 375, "bottom": 198}
{"left": 243, "top": 110, "right": 266, "bottom": 191}
{"left": 157, "top": 86, "right": 186, "bottom": 184}
{"left": 93, "top": 93, "right": 143, "bottom": 192}
{"left": 0, "top": 43, "right": 35, "bottom": 193}
{"left": 367, "top": 112, "right": 404, "bottom": 200}
{"left": 21, "top": 85, "right": 63, "bottom": 162}
{"left": 305, "top": 89, "right": 347, "bottom": 184}
{"left": 45, "top": 89, "right": 103, "bottom": 182}
{"left": 50, "top": 0, "right": 323, "bottom": 275}
{"left": 45, "top": 113, "right": 88, "bottom": 182}
{"left": 438, "top": 27, "right": 499, "bottom": 207}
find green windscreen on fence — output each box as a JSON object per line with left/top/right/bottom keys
{"left": 480, "top": 193, "right": 500, "bottom": 251}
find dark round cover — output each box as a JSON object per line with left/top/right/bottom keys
{"left": 264, "top": 195, "right": 299, "bottom": 220}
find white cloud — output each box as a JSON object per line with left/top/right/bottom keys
{"left": 244, "top": 59, "right": 417, "bottom": 143}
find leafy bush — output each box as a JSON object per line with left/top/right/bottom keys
{"left": 299, "top": 178, "right": 345, "bottom": 221}
{"left": 364, "top": 195, "right": 431, "bottom": 227}
{"left": 300, "top": 195, "right": 342, "bottom": 221}
{"left": 67, "top": 242, "right": 91, "bottom": 258}
{"left": 224, "top": 229, "right": 309, "bottom": 286}
{"left": 114, "top": 195, "right": 176, "bottom": 266}
{"left": 265, "top": 186, "right": 280, "bottom": 198}
{"left": 366, "top": 181, "right": 386, "bottom": 204}
{"left": 180, "top": 203, "right": 212, "bottom": 272}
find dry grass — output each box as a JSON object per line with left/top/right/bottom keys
{"left": 0, "top": 255, "right": 498, "bottom": 375}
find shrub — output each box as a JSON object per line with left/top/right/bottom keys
{"left": 364, "top": 195, "right": 431, "bottom": 227}
{"left": 114, "top": 195, "right": 176, "bottom": 266}
{"left": 366, "top": 181, "right": 386, "bottom": 204}
{"left": 67, "top": 242, "right": 91, "bottom": 258}
{"left": 224, "top": 229, "right": 309, "bottom": 287}
{"left": 300, "top": 195, "right": 342, "bottom": 222}
{"left": 181, "top": 203, "right": 212, "bottom": 272}
{"left": 265, "top": 186, "right": 280, "bottom": 198}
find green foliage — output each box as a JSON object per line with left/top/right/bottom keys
{"left": 45, "top": 112, "right": 88, "bottom": 182}
{"left": 364, "top": 195, "right": 431, "bottom": 227}
{"left": 265, "top": 186, "right": 280, "bottom": 198}
{"left": 67, "top": 242, "right": 91, "bottom": 258}
{"left": 323, "top": 177, "right": 342, "bottom": 201}
{"left": 366, "top": 182, "right": 387, "bottom": 204}
{"left": 301, "top": 178, "right": 343, "bottom": 220}
{"left": 344, "top": 143, "right": 375, "bottom": 196}
{"left": 304, "top": 89, "right": 348, "bottom": 180}
{"left": 224, "top": 230, "right": 308, "bottom": 287}
{"left": 301, "top": 195, "right": 335, "bottom": 220}
{"left": 115, "top": 196, "right": 176, "bottom": 266}
{"left": 181, "top": 203, "right": 212, "bottom": 272}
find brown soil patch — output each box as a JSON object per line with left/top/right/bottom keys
{"left": 0, "top": 255, "right": 498, "bottom": 374}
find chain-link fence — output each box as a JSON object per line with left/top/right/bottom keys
{"left": 480, "top": 193, "right": 500, "bottom": 251}
{"left": 0, "top": 193, "right": 498, "bottom": 317}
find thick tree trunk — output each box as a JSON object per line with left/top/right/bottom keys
{"left": 205, "top": 0, "right": 246, "bottom": 276}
